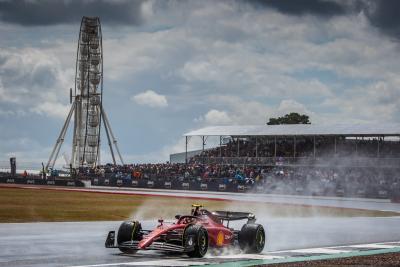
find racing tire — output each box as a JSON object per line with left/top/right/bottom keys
{"left": 238, "top": 223, "right": 265, "bottom": 253}
{"left": 117, "top": 220, "right": 142, "bottom": 254}
{"left": 184, "top": 225, "right": 208, "bottom": 258}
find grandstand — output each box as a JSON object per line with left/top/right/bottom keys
{"left": 183, "top": 123, "right": 400, "bottom": 167}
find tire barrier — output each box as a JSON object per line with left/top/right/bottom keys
{"left": 256, "top": 185, "right": 264, "bottom": 193}
{"left": 0, "top": 176, "right": 84, "bottom": 187}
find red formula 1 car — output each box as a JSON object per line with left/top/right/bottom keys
{"left": 105, "top": 204, "right": 265, "bottom": 257}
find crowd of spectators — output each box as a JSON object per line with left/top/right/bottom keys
{"left": 70, "top": 136, "right": 400, "bottom": 198}
{"left": 78, "top": 162, "right": 400, "bottom": 198}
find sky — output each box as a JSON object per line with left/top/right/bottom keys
{"left": 1, "top": 0, "right": 400, "bottom": 168}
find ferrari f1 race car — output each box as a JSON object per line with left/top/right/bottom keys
{"left": 105, "top": 204, "right": 265, "bottom": 257}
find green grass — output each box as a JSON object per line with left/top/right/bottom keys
{"left": 0, "top": 187, "right": 398, "bottom": 223}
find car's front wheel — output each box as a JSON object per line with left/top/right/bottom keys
{"left": 238, "top": 223, "right": 265, "bottom": 253}
{"left": 117, "top": 220, "right": 142, "bottom": 254}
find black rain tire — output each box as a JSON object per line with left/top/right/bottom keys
{"left": 184, "top": 224, "right": 208, "bottom": 258}
{"left": 117, "top": 220, "right": 141, "bottom": 254}
{"left": 238, "top": 223, "right": 265, "bottom": 254}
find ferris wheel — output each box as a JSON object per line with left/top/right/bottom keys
{"left": 47, "top": 16, "right": 124, "bottom": 170}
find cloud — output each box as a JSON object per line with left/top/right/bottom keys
{"left": 245, "top": 0, "right": 400, "bottom": 40}
{"left": 132, "top": 90, "right": 168, "bottom": 108}
{"left": 320, "top": 77, "right": 400, "bottom": 123}
{"left": 0, "top": 47, "right": 73, "bottom": 118}
{"left": 247, "top": 0, "right": 346, "bottom": 17}
{"left": 277, "top": 99, "right": 311, "bottom": 116}
{"left": 198, "top": 109, "right": 232, "bottom": 125}
{"left": 30, "top": 101, "right": 70, "bottom": 119}
{"left": 361, "top": 0, "right": 400, "bottom": 40}
{"left": 0, "top": 0, "right": 145, "bottom": 26}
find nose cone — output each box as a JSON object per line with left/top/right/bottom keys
{"left": 138, "top": 238, "right": 151, "bottom": 249}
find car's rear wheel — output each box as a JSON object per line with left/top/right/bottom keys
{"left": 117, "top": 220, "right": 142, "bottom": 254}
{"left": 185, "top": 225, "right": 208, "bottom": 258}
{"left": 238, "top": 223, "right": 265, "bottom": 253}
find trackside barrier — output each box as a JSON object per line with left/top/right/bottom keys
{"left": 378, "top": 190, "right": 388, "bottom": 198}
{"left": 200, "top": 183, "right": 208, "bottom": 190}
{"left": 47, "top": 180, "right": 55, "bottom": 185}
{"left": 182, "top": 182, "right": 189, "bottom": 190}
{"left": 218, "top": 184, "right": 226, "bottom": 191}
{"left": 89, "top": 177, "right": 251, "bottom": 193}
{"left": 164, "top": 181, "right": 172, "bottom": 189}
{"left": 357, "top": 189, "right": 366, "bottom": 197}
{"left": 256, "top": 185, "right": 264, "bottom": 192}
{"left": 336, "top": 189, "right": 345, "bottom": 197}
{"left": 0, "top": 176, "right": 84, "bottom": 187}
{"left": 237, "top": 185, "right": 245, "bottom": 192}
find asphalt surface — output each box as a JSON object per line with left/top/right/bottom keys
{"left": 1, "top": 216, "right": 400, "bottom": 267}
{"left": 1, "top": 187, "right": 400, "bottom": 266}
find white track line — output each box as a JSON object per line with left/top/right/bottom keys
{"left": 213, "top": 254, "right": 284, "bottom": 260}
{"left": 70, "top": 260, "right": 207, "bottom": 267}
{"left": 289, "top": 248, "right": 351, "bottom": 254}
{"left": 350, "top": 244, "right": 398, "bottom": 249}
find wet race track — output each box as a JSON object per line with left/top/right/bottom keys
{"left": 2, "top": 217, "right": 400, "bottom": 266}
{"left": 1, "top": 188, "right": 400, "bottom": 266}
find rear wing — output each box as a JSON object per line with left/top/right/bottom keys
{"left": 211, "top": 211, "right": 256, "bottom": 223}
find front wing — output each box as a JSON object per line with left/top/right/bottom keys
{"left": 105, "top": 231, "right": 196, "bottom": 253}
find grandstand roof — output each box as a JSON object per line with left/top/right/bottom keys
{"left": 184, "top": 124, "right": 400, "bottom": 137}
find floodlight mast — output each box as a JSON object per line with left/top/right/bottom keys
{"left": 46, "top": 16, "right": 124, "bottom": 171}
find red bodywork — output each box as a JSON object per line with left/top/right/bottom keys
{"left": 137, "top": 212, "right": 234, "bottom": 250}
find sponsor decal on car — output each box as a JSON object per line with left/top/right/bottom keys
{"left": 216, "top": 231, "right": 224, "bottom": 246}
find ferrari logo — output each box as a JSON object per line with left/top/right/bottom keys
{"left": 216, "top": 231, "right": 224, "bottom": 246}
